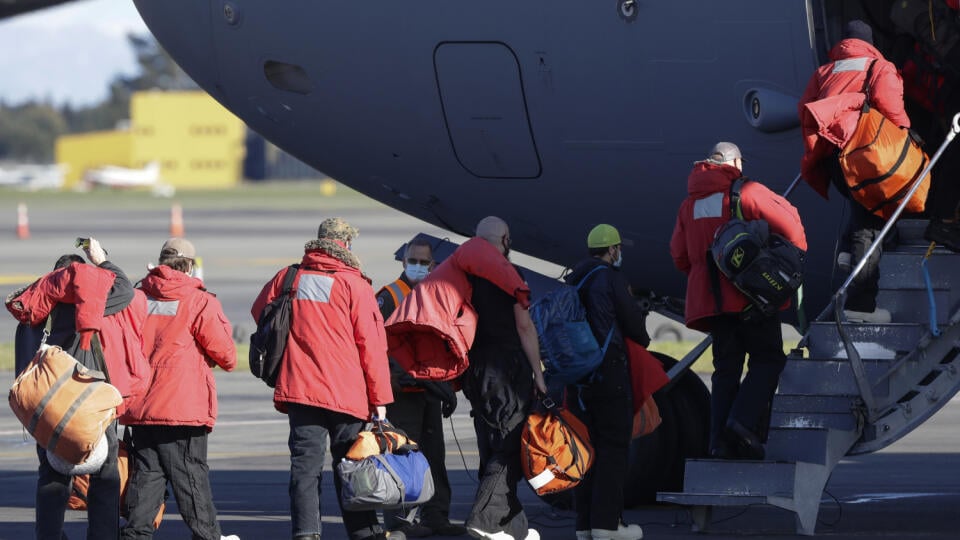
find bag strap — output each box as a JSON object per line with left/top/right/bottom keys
{"left": 859, "top": 59, "right": 877, "bottom": 109}
{"left": 573, "top": 264, "right": 606, "bottom": 291}
{"left": 728, "top": 176, "right": 748, "bottom": 220}
{"left": 280, "top": 264, "right": 301, "bottom": 296}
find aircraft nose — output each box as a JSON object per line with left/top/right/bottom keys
{"left": 132, "top": 0, "right": 220, "bottom": 94}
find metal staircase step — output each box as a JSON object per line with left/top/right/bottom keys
{"left": 765, "top": 427, "right": 831, "bottom": 464}
{"left": 681, "top": 459, "right": 797, "bottom": 496}
{"left": 880, "top": 251, "right": 958, "bottom": 289}
{"left": 877, "top": 288, "right": 951, "bottom": 324}
{"left": 770, "top": 409, "right": 859, "bottom": 431}
{"left": 772, "top": 394, "right": 858, "bottom": 414}
{"left": 895, "top": 219, "right": 928, "bottom": 243}
{"left": 657, "top": 492, "right": 768, "bottom": 507}
{"left": 803, "top": 322, "right": 925, "bottom": 360}
{"left": 779, "top": 358, "right": 890, "bottom": 396}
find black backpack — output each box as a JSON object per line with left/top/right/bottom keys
{"left": 249, "top": 264, "right": 299, "bottom": 387}
{"left": 710, "top": 178, "right": 805, "bottom": 318}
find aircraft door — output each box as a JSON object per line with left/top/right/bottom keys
{"left": 434, "top": 42, "right": 542, "bottom": 179}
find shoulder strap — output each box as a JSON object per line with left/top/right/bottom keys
{"left": 859, "top": 59, "right": 877, "bottom": 104}
{"left": 574, "top": 265, "right": 607, "bottom": 291}
{"left": 280, "top": 264, "right": 300, "bottom": 295}
{"left": 728, "top": 177, "right": 748, "bottom": 220}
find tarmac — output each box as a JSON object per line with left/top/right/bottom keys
{"left": 0, "top": 191, "right": 958, "bottom": 539}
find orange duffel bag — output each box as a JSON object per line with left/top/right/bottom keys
{"left": 839, "top": 69, "right": 931, "bottom": 220}
{"left": 9, "top": 345, "right": 122, "bottom": 465}
{"left": 521, "top": 398, "right": 594, "bottom": 496}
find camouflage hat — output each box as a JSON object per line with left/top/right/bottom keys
{"left": 317, "top": 217, "right": 358, "bottom": 242}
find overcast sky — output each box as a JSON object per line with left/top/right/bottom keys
{"left": 0, "top": 0, "right": 150, "bottom": 106}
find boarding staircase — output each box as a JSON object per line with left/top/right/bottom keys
{"left": 656, "top": 115, "right": 960, "bottom": 536}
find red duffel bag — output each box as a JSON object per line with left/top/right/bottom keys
{"left": 9, "top": 345, "right": 121, "bottom": 465}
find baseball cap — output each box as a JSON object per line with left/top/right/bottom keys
{"left": 160, "top": 237, "right": 196, "bottom": 259}
{"left": 587, "top": 224, "right": 622, "bottom": 248}
{"left": 705, "top": 142, "right": 742, "bottom": 165}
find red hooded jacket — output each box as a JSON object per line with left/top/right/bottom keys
{"left": 251, "top": 245, "right": 393, "bottom": 420}
{"left": 670, "top": 162, "right": 807, "bottom": 331}
{"left": 121, "top": 266, "right": 236, "bottom": 430}
{"left": 6, "top": 262, "right": 149, "bottom": 414}
{"left": 799, "top": 38, "right": 910, "bottom": 198}
{"left": 385, "top": 237, "right": 531, "bottom": 381}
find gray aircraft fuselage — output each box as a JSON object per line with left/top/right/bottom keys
{"left": 133, "top": 0, "right": 848, "bottom": 321}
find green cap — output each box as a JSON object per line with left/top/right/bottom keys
{"left": 587, "top": 224, "right": 621, "bottom": 248}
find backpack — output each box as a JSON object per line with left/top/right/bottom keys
{"left": 249, "top": 265, "right": 299, "bottom": 387}
{"left": 710, "top": 178, "right": 805, "bottom": 318}
{"left": 530, "top": 266, "right": 613, "bottom": 385}
{"left": 521, "top": 397, "right": 594, "bottom": 496}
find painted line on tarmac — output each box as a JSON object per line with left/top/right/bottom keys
{"left": 0, "top": 274, "right": 37, "bottom": 285}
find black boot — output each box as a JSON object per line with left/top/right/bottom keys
{"left": 725, "top": 419, "right": 765, "bottom": 460}
{"left": 924, "top": 219, "right": 960, "bottom": 253}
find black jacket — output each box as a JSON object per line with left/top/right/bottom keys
{"left": 565, "top": 258, "right": 650, "bottom": 358}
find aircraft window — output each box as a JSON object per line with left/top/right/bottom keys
{"left": 264, "top": 61, "right": 314, "bottom": 95}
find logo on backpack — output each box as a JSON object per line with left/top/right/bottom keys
{"left": 530, "top": 266, "right": 613, "bottom": 385}
{"left": 710, "top": 178, "right": 805, "bottom": 318}
{"left": 249, "top": 265, "right": 299, "bottom": 387}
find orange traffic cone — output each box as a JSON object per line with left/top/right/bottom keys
{"left": 16, "top": 202, "right": 29, "bottom": 240}
{"left": 170, "top": 203, "right": 184, "bottom": 237}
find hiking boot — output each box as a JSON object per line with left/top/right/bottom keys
{"left": 421, "top": 521, "right": 468, "bottom": 536}
{"left": 843, "top": 308, "right": 892, "bottom": 324}
{"left": 590, "top": 523, "right": 643, "bottom": 540}
{"left": 725, "top": 420, "right": 765, "bottom": 460}
{"left": 837, "top": 251, "right": 852, "bottom": 272}
{"left": 924, "top": 219, "right": 960, "bottom": 253}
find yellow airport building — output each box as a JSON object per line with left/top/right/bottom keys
{"left": 55, "top": 91, "right": 246, "bottom": 189}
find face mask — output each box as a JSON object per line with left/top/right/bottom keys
{"left": 612, "top": 248, "right": 623, "bottom": 268}
{"left": 405, "top": 264, "right": 429, "bottom": 283}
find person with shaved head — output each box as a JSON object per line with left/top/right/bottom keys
{"left": 385, "top": 216, "right": 545, "bottom": 540}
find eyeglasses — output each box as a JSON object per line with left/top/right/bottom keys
{"left": 406, "top": 258, "right": 432, "bottom": 266}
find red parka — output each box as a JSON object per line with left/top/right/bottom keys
{"left": 121, "top": 266, "right": 236, "bottom": 430}
{"left": 251, "top": 244, "right": 393, "bottom": 420}
{"left": 670, "top": 162, "right": 808, "bottom": 332}
{"left": 385, "top": 237, "right": 531, "bottom": 381}
{"left": 799, "top": 38, "right": 910, "bottom": 198}
{"left": 5, "top": 262, "right": 150, "bottom": 414}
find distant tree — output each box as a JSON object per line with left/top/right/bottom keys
{"left": 0, "top": 34, "right": 198, "bottom": 161}
{"left": 0, "top": 102, "right": 67, "bottom": 161}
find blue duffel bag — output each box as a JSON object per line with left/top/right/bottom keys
{"left": 338, "top": 445, "right": 435, "bottom": 511}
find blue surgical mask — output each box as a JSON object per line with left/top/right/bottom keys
{"left": 405, "top": 264, "right": 429, "bottom": 283}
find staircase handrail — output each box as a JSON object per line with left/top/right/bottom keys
{"left": 810, "top": 112, "right": 960, "bottom": 422}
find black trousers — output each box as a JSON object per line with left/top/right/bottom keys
{"left": 466, "top": 413, "right": 527, "bottom": 540}
{"left": 286, "top": 403, "right": 380, "bottom": 540}
{"left": 830, "top": 159, "right": 886, "bottom": 312}
{"left": 122, "top": 425, "right": 221, "bottom": 540}
{"left": 384, "top": 389, "right": 452, "bottom": 528}
{"left": 569, "top": 353, "right": 633, "bottom": 532}
{"left": 709, "top": 314, "right": 787, "bottom": 450}
{"left": 36, "top": 423, "right": 120, "bottom": 540}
